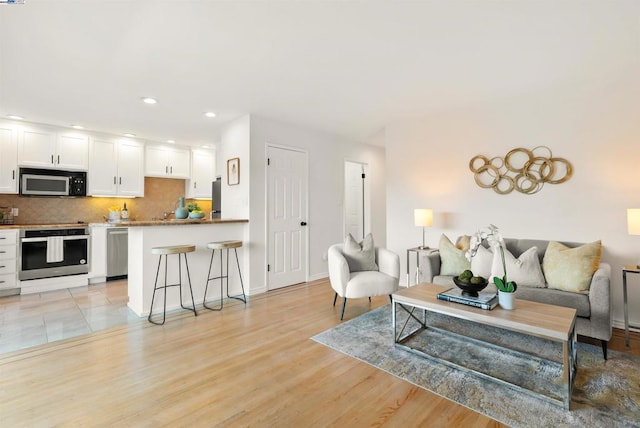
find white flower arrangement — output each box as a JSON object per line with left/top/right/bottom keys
{"left": 465, "top": 224, "right": 517, "bottom": 293}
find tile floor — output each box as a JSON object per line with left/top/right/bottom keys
{"left": 0, "top": 280, "right": 140, "bottom": 354}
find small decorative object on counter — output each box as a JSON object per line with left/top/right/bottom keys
{"left": 121, "top": 202, "right": 129, "bottom": 220}
{"left": 175, "top": 197, "right": 189, "bottom": 219}
{"left": 187, "top": 201, "right": 205, "bottom": 219}
{"left": 108, "top": 206, "right": 120, "bottom": 222}
{"left": 0, "top": 207, "right": 14, "bottom": 225}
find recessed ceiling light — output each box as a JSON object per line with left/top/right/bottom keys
{"left": 167, "top": 139, "right": 176, "bottom": 144}
{"left": 71, "top": 124, "right": 84, "bottom": 130}
{"left": 7, "top": 115, "right": 24, "bottom": 120}
{"left": 123, "top": 133, "right": 136, "bottom": 138}
{"left": 141, "top": 97, "right": 158, "bottom": 105}
{"left": 201, "top": 145, "right": 210, "bottom": 149}
{"left": 204, "top": 112, "right": 216, "bottom": 118}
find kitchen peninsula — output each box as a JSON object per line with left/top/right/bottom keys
{"left": 93, "top": 219, "right": 249, "bottom": 317}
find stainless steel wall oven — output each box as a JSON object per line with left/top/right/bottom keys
{"left": 19, "top": 227, "right": 90, "bottom": 280}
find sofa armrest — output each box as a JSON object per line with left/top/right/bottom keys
{"left": 328, "top": 245, "right": 350, "bottom": 297}
{"left": 420, "top": 252, "right": 442, "bottom": 283}
{"left": 587, "top": 262, "right": 612, "bottom": 341}
{"left": 377, "top": 248, "right": 400, "bottom": 280}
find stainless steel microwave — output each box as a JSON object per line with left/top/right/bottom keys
{"left": 19, "top": 168, "right": 87, "bottom": 197}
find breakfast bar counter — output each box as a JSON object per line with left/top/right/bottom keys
{"left": 121, "top": 219, "right": 249, "bottom": 317}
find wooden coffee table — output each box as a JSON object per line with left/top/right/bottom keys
{"left": 392, "top": 283, "right": 577, "bottom": 409}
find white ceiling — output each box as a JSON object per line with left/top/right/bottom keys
{"left": 0, "top": 1, "right": 636, "bottom": 147}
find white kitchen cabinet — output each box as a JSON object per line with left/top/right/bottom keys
{"left": 18, "top": 126, "right": 89, "bottom": 171}
{"left": 0, "top": 125, "right": 18, "bottom": 194}
{"left": 88, "top": 138, "right": 144, "bottom": 197}
{"left": 0, "top": 230, "right": 18, "bottom": 294}
{"left": 56, "top": 133, "right": 90, "bottom": 170}
{"left": 145, "top": 144, "right": 190, "bottom": 179}
{"left": 186, "top": 149, "right": 216, "bottom": 199}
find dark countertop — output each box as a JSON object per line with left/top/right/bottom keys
{"left": 0, "top": 219, "right": 248, "bottom": 229}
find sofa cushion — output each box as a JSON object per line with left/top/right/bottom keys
{"left": 343, "top": 233, "right": 378, "bottom": 272}
{"left": 515, "top": 286, "right": 591, "bottom": 318}
{"left": 439, "top": 234, "right": 471, "bottom": 275}
{"left": 543, "top": 240, "right": 602, "bottom": 293}
{"left": 491, "top": 246, "right": 546, "bottom": 288}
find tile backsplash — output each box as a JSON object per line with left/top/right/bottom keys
{"left": 0, "top": 177, "right": 212, "bottom": 224}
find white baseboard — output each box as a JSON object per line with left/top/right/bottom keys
{"left": 247, "top": 285, "right": 267, "bottom": 295}
{"left": 308, "top": 272, "right": 328, "bottom": 282}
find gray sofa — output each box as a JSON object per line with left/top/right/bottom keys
{"left": 421, "top": 238, "right": 612, "bottom": 359}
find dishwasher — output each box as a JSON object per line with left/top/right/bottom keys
{"left": 106, "top": 227, "right": 128, "bottom": 280}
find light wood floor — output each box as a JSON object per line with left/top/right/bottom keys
{"left": 1, "top": 279, "right": 638, "bottom": 427}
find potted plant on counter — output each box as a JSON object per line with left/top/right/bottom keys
{"left": 466, "top": 224, "right": 517, "bottom": 310}
{"left": 187, "top": 202, "right": 205, "bottom": 219}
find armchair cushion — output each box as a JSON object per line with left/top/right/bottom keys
{"left": 328, "top": 243, "right": 400, "bottom": 300}
{"left": 343, "top": 233, "right": 378, "bottom": 272}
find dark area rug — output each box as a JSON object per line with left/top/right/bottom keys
{"left": 311, "top": 305, "right": 640, "bottom": 427}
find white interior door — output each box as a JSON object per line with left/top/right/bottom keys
{"left": 344, "top": 161, "right": 369, "bottom": 241}
{"left": 267, "top": 146, "right": 308, "bottom": 290}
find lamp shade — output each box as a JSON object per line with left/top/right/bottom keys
{"left": 628, "top": 209, "right": 640, "bottom": 235}
{"left": 414, "top": 209, "right": 433, "bottom": 227}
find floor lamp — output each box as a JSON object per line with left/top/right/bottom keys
{"left": 628, "top": 208, "right": 640, "bottom": 268}
{"left": 414, "top": 209, "right": 433, "bottom": 249}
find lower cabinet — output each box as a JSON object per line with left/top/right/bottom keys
{"left": 0, "top": 229, "right": 18, "bottom": 296}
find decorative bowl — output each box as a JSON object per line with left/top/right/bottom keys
{"left": 453, "top": 276, "right": 489, "bottom": 297}
{"left": 188, "top": 211, "right": 205, "bottom": 219}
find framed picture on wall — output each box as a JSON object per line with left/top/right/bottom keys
{"left": 227, "top": 157, "right": 240, "bottom": 185}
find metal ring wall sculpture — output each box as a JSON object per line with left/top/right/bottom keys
{"left": 469, "top": 146, "right": 573, "bottom": 195}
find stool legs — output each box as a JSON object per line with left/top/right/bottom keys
{"left": 148, "top": 253, "right": 198, "bottom": 325}
{"left": 203, "top": 247, "right": 247, "bottom": 311}
{"left": 231, "top": 248, "right": 247, "bottom": 303}
{"left": 203, "top": 249, "right": 223, "bottom": 311}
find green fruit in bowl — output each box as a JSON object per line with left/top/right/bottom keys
{"left": 459, "top": 270, "right": 473, "bottom": 281}
{"left": 470, "top": 276, "right": 485, "bottom": 284}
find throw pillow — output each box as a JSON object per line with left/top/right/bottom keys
{"left": 543, "top": 240, "right": 602, "bottom": 293}
{"left": 456, "top": 235, "right": 472, "bottom": 252}
{"left": 470, "top": 245, "right": 493, "bottom": 279}
{"left": 343, "top": 233, "right": 378, "bottom": 272}
{"left": 491, "top": 246, "right": 546, "bottom": 288}
{"left": 439, "top": 234, "right": 471, "bottom": 276}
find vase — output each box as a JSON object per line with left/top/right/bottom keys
{"left": 498, "top": 291, "right": 515, "bottom": 310}
{"left": 175, "top": 197, "right": 189, "bottom": 219}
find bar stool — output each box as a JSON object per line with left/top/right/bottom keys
{"left": 148, "top": 244, "right": 198, "bottom": 325}
{"left": 203, "top": 240, "right": 247, "bottom": 310}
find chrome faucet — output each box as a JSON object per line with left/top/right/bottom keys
{"left": 163, "top": 211, "right": 174, "bottom": 220}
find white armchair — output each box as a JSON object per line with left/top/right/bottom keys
{"left": 328, "top": 243, "right": 400, "bottom": 320}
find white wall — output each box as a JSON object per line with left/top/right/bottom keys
{"left": 219, "top": 115, "right": 252, "bottom": 292}
{"left": 386, "top": 41, "right": 640, "bottom": 329}
{"left": 248, "top": 115, "right": 386, "bottom": 293}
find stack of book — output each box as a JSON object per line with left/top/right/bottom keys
{"left": 437, "top": 287, "right": 498, "bottom": 310}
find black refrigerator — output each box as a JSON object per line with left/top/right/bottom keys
{"left": 211, "top": 177, "right": 221, "bottom": 219}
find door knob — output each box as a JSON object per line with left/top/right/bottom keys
{"left": 300, "top": 222, "right": 307, "bottom": 226}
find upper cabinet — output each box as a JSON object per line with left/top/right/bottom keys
{"left": 145, "top": 144, "right": 190, "bottom": 179}
{"left": 88, "top": 138, "right": 144, "bottom": 197}
{"left": 0, "top": 125, "right": 18, "bottom": 194}
{"left": 186, "top": 149, "right": 216, "bottom": 199}
{"left": 18, "top": 126, "right": 89, "bottom": 171}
